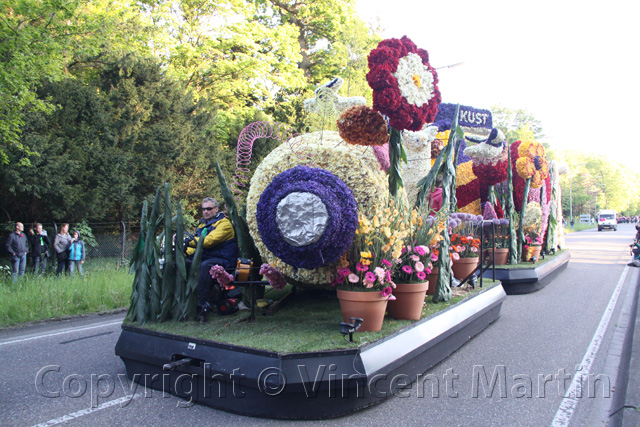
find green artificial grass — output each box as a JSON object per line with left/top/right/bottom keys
{"left": 130, "top": 282, "right": 498, "bottom": 353}
{"left": 484, "top": 249, "right": 567, "bottom": 270}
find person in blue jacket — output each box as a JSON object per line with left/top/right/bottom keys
{"left": 69, "top": 230, "right": 86, "bottom": 278}
{"left": 185, "top": 197, "right": 238, "bottom": 321}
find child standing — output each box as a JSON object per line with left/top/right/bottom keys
{"left": 69, "top": 231, "right": 86, "bottom": 278}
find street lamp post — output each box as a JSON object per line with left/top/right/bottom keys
{"left": 569, "top": 163, "right": 587, "bottom": 228}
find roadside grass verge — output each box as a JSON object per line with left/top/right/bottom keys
{"left": 0, "top": 258, "right": 131, "bottom": 327}
{"left": 564, "top": 223, "right": 596, "bottom": 233}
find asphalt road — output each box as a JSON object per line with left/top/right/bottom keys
{"left": 1, "top": 224, "right": 638, "bottom": 426}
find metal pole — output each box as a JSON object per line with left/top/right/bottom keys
{"left": 569, "top": 175, "right": 573, "bottom": 228}
{"left": 121, "top": 221, "right": 126, "bottom": 264}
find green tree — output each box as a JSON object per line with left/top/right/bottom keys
{"left": 491, "top": 105, "right": 545, "bottom": 143}
{"left": 0, "top": 54, "right": 216, "bottom": 223}
{"left": 0, "top": 0, "right": 151, "bottom": 165}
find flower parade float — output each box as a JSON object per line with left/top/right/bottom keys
{"left": 115, "top": 36, "right": 508, "bottom": 419}
{"left": 479, "top": 139, "right": 570, "bottom": 293}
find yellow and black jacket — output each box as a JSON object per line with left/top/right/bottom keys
{"left": 186, "top": 213, "right": 238, "bottom": 266}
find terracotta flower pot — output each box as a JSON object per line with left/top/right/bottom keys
{"left": 386, "top": 281, "right": 429, "bottom": 320}
{"left": 451, "top": 257, "right": 479, "bottom": 280}
{"left": 425, "top": 268, "right": 439, "bottom": 295}
{"left": 483, "top": 248, "right": 509, "bottom": 266}
{"left": 337, "top": 289, "right": 389, "bottom": 332}
{"left": 522, "top": 245, "right": 542, "bottom": 262}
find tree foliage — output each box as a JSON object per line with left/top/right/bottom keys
{"left": 1, "top": 0, "right": 381, "bottom": 225}
{"left": 491, "top": 105, "right": 545, "bottom": 143}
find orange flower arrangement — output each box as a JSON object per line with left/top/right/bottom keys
{"left": 336, "top": 105, "right": 389, "bottom": 146}
{"left": 515, "top": 139, "right": 549, "bottom": 188}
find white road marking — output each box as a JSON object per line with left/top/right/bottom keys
{"left": 0, "top": 320, "right": 123, "bottom": 346}
{"left": 30, "top": 394, "right": 139, "bottom": 427}
{"left": 550, "top": 265, "right": 629, "bottom": 426}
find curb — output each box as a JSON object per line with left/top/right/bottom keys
{"left": 607, "top": 265, "right": 640, "bottom": 426}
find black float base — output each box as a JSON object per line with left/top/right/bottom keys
{"left": 482, "top": 251, "right": 571, "bottom": 295}
{"left": 115, "top": 284, "right": 506, "bottom": 419}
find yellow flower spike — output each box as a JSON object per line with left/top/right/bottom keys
{"left": 384, "top": 227, "right": 391, "bottom": 238}
{"left": 373, "top": 216, "right": 380, "bottom": 228}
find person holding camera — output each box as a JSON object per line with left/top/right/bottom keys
{"left": 28, "top": 223, "right": 51, "bottom": 275}
{"left": 185, "top": 197, "right": 238, "bottom": 321}
{"left": 54, "top": 223, "right": 72, "bottom": 276}
{"left": 5, "top": 222, "right": 29, "bottom": 282}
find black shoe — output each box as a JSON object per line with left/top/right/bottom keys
{"left": 197, "top": 302, "right": 213, "bottom": 322}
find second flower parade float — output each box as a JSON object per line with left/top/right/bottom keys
{"left": 113, "top": 36, "right": 536, "bottom": 419}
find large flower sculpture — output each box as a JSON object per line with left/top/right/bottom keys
{"left": 256, "top": 166, "right": 358, "bottom": 270}
{"left": 367, "top": 36, "right": 441, "bottom": 131}
{"left": 515, "top": 139, "right": 549, "bottom": 188}
{"left": 246, "top": 131, "right": 392, "bottom": 287}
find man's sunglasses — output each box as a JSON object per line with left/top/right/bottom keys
{"left": 202, "top": 207, "right": 215, "bottom": 211}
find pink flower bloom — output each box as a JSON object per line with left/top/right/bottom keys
{"left": 416, "top": 271, "right": 426, "bottom": 280}
{"left": 410, "top": 254, "right": 420, "bottom": 262}
{"left": 414, "top": 246, "right": 427, "bottom": 256}
{"left": 382, "top": 258, "right": 392, "bottom": 267}
{"left": 364, "top": 279, "right": 374, "bottom": 288}
{"left": 427, "top": 262, "right": 433, "bottom": 270}
{"left": 402, "top": 265, "right": 412, "bottom": 274}
{"left": 259, "top": 264, "right": 287, "bottom": 290}
{"left": 348, "top": 273, "right": 359, "bottom": 283}
{"left": 374, "top": 267, "right": 385, "bottom": 283}
{"left": 210, "top": 265, "right": 234, "bottom": 289}
{"left": 430, "top": 253, "right": 438, "bottom": 261}
{"left": 365, "top": 271, "right": 376, "bottom": 283}
{"left": 451, "top": 252, "right": 460, "bottom": 261}
{"left": 381, "top": 286, "right": 393, "bottom": 298}
{"left": 388, "top": 294, "right": 396, "bottom": 301}
{"left": 415, "top": 261, "right": 424, "bottom": 272}
{"left": 425, "top": 267, "right": 432, "bottom": 275}
{"left": 338, "top": 267, "right": 351, "bottom": 277}
{"left": 385, "top": 269, "right": 392, "bottom": 283}
{"left": 356, "top": 263, "right": 369, "bottom": 272}
{"left": 470, "top": 246, "right": 478, "bottom": 253}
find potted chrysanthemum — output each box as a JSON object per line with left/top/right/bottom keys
{"left": 449, "top": 213, "right": 483, "bottom": 280}
{"left": 332, "top": 200, "right": 407, "bottom": 331}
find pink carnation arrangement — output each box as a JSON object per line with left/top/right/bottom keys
{"left": 210, "top": 265, "right": 235, "bottom": 290}
{"left": 259, "top": 264, "right": 287, "bottom": 290}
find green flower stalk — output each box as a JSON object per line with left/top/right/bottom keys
{"left": 159, "top": 183, "right": 175, "bottom": 322}
{"left": 506, "top": 148, "right": 519, "bottom": 264}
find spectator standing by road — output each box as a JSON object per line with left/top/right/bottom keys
{"left": 54, "top": 223, "right": 72, "bottom": 276}
{"left": 68, "top": 230, "right": 86, "bottom": 278}
{"left": 28, "top": 223, "right": 51, "bottom": 275}
{"left": 5, "top": 222, "right": 29, "bottom": 282}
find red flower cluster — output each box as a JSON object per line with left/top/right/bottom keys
{"left": 337, "top": 105, "right": 389, "bottom": 146}
{"left": 450, "top": 233, "right": 481, "bottom": 258}
{"left": 367, "top": 36, "right": 442, "bottom": 131}
{"left": 510, "top": 140, "right": 526, "bottom": 212}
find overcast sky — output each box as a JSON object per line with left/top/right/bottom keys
{"left": 355, "top": 0, "right": 640, "bottom": 169}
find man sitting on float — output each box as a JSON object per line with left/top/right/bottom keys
{"left": 185, "top": 197, "right": 239, "bottom": 320}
